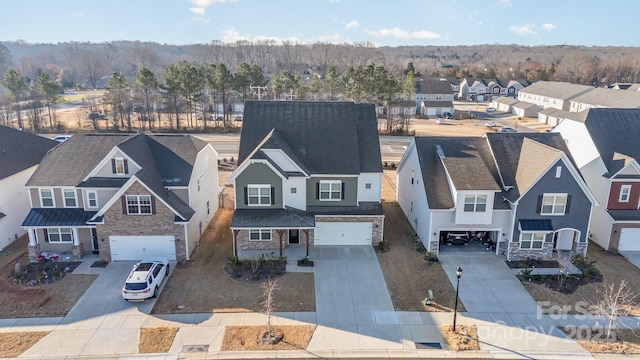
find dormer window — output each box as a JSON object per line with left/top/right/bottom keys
{"left": 463, "top": 194, "right": 487, "bottom": 212}
{"left": 112, "top": 157, "right": 128, "bottom": 175}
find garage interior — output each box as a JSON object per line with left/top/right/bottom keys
{"left": 438, "top": 230, "right": 499, "bottom": 252}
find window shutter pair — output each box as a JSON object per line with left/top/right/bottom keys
{"left": 111, "top": 159, "right": 129, "bottom": 174}
{"left": 341, "top": 182, "right": 345, "bottom": 200}
{"left": 120, "top": 195, "right": 156, "bottom": 213}
{"left": 536, "top": 195, "right": 571, "bottom": 213}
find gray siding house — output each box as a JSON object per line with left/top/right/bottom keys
{"left": 229, "top": 101, "right": 384, "bottom": 259}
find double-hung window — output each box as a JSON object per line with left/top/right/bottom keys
{"left": 40, "top": 189, "right": 54, "bottom": 207}
{"left": 463, "top": 194, "right": 487, "bottom": 212}
{"left": 63, "top": 189, "right": 77, "bottom": 207}
{"left": 520, "top": 232, "right": 545, "bottom": 249}
{"left": 114, "top": 157, "right": 126, "bottom": 175}
{"left": 319, "top": 180, "right": 341, "bottom": 201}
{"left": 249, "top": 229, "right": 271, "bottom": 241}
{"left": 87, "top": 191, "right": 99, "bottom": 209}
{"left": 126, "top": 195, "right": 152, "bottom": 214}
{"left": 48, "top": 228, "right": 73, "bottom": 243}
{"left": 247, "top": 185, "right": 271, "bottom": 206}
{"left": 541, "top": 193, "right": 567, "bottom": 215}
{"left": 620, "top": 185, "right": 632, "bottom": 202}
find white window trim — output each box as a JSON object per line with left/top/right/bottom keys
{"left": 620, "top": 185, "right": 632, "bottom": 203}
{"left": 555, "top": 166, "right": 562, "bottom": 178}
{"left": 62, "top": 188, "right": 77, "bottom": 208}
{"left": 463, "top": 194, "right": 487, "bottom": 212}
{"left": 48, "top": 227, "right": 73, "bottom": 243}
{"left": 40, "top": 188, "right": 55, "bottom": 208}
{"left": 86, "top": 190, "right": 99, "bottom": 209}
{"left": 319, "top": 180, "right": 342, "bottom": 201}
{"left": 126, "top": 195, "right": 152, "bottom": 215}
{"left": 541, "top": 193, "right": 567, "bottom": 215}
{"left": 519, "top": 232, "right": 546, "bottom": 250}
{"left": 114, "top": 157, "right": 126, "bottom": 176}
{"left": 249, "top": 229, "right": 272, "bottom": 241}
{"left": 247, "top": 184, "right": 272, "bottom": 207}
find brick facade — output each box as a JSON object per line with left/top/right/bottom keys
{"left": 236, "top": 229, "right": 315, "bottom": 252}
{"left": 96, "top": 182, "right": 185, "bottom": 262}
{"left": 609, "top": 223, "right": 640, "bottom": 251}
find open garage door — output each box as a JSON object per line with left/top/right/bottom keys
{"left": 109, "top": 235, "right": 176, "bottom": 261}
{"left": 314, "top": 222, "right": 372, "bottom": 246}
{"left": 619, "top": 228, "right": 640, "bottom": 251}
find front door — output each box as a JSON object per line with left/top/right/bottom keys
{"left": 554, "top": 230, "right": 576, "bottom": 251}
{"left": 91, "top": 228, "right": 99, "bottom": 254}
{"left": 289, "top": 229, "right": 299, "bottom": 244}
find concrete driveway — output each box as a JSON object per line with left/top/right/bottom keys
{"left": 620, "top": 251, "right": 640, "bottom": 270}
{"left": 65, "top": 260, "right": 168, "bottom": 321}
{"left": 439, "top": 252, "right": 541, "bottom": 318}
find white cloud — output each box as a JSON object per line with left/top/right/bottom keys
{"left": 542, "top": 23, "right": 557, "bottom": 31}
{"left": 499, "top": 0, "right": 512, "bottom": 7}
{"left": 188, "top": 0, "right": 237, "bottom": 15}
{"left": 364, "top": 27, "right": 441, "bottom": 40}
{"left": 193, "top": 17, "right": 210, "bottom": 23}
{"left": 69, "top": 13, "right": 85, "bottom": 17}
{"left": 345, "top": 21, "right": 359, "bottom": 30}
{"left": 508, "top": 24, "right": 537, "bottom": 37}
{"left": 220, "top": 28, "right": 301, "bottom": 44}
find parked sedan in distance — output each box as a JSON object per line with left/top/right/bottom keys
{"left": 484, "top": 121, "right": 496, "bottom": 128}
{"left": 122, "top": 258, "right": 170, "bottom": 301}
{"left": 497, "top": 127, "right": 517, "bottom": 133}
{"left": 435, "top": 117, "right": 445, "bottom": 125}
{"left": 486, "top": 107, "right": 496, "bottom": 112}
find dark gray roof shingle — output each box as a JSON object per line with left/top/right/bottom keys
{"left": 232, "top": 207, "right": 315, "bottom": 228}
{"left": 0, "top": 126, "right": 58, "bottom": 180}
{"left": 239, "top": 101, "right": 382, "bottom": 174}
{"left": 418, "top": 80, "right": 454, "bottom": 94}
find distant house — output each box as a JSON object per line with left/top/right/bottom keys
{"left": 555, "top": 108, "right": 640, "bottom": 252}
{"left": 396, "top": 133, "right": 597, "bottom": 261}
{"left": 490, "top": 97, "right": 519, "bottom": 112}
{"left": 538, "top": 108, "right": 587, "bottom": 126}
{"left": 458, "top": 77, "right": 489, "bottom": 101}
{"left": 511, "top": 101, "right": 543, "bottom": 118}
{"left": 416, "top": 80, "right": 454, "bottom": 116}
{"left": 0, "top": 126, "right": 58, "bottom": 250}
{"left": 569, "top": 88, "right": 640, "bottom": 112}
{"left": 517, "top": 81, "right": 594, "bottom": 111}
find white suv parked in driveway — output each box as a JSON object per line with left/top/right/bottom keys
{"left": 122, "top": 258, "right": 170, "bottom": 301}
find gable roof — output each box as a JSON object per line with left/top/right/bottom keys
{"left": 519, "top": 81, "right": 594, "bottom": 100}
{"left": 238, "top": 101, "right": 382, "bottom": 175}
{"left": 493, "top": 97, "right": 519, "bottom": 105}
{"left": 0, "top": 126, "right": 58, "bottom": 180}
{"left": 570, "top": 87, "right": 640, "bottom": 108}
{"left": 580, "top": 108, "right": 640, "bottom": 176}
{"left": 418, "top": 80, "right": 453, "bottom": 94}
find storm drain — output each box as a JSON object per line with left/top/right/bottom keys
{"left": 181, "top": 345, "right": 209, "bottom": 353}
{"left": 415, "top": 342, "right": 442, "bottom": 349}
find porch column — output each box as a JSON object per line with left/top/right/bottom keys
{"left": 72, "top": 228, "right": 84, "bottom": 260}
{"left": 232, "top": 230, "right": 240, "bottom": 257}
{"left": 27, "top": 228, "right": 37, "bottom": 246}
{"left": 276, "top": 230, "right": 286, "bottom": 256}
{"left": 303, "top": 229, "right": 310, "bottom": 257}
{"left": 27, "top": 228, "right": 40, "bottom": 262}
{"left": 72, "top": 228, "right": 79, "bottom": 246}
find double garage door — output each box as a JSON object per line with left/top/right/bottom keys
{"left": 109, "top": 235, "right": 177, "bottom": 261}
{"left": 619, "top": 228, "right": 640, "bottom": 251}
{"left": 314, "top": 222, "right": 372, "bottom": 246}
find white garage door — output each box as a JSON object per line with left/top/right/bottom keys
{"left": 314, "top": 222, "right": 372, "bottom": 246}
{"left": 109, "top": 235, "right": 176, "bottom": 261}
{"left": 619, "top": 228, "right": 640, "bottom": 251}
{"left": 426, "top": 108, "right": 436, "bottom": 116}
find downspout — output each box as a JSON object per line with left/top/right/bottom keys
{"left": 507, "top": 202, "right": 518, "bottom": 261}
{"left": 183, "top": 224, "right": 189, "bottom": 261}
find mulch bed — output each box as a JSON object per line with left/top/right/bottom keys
{"left": 90, "top": 261, "right": 108, "bottom": 268}
{"left": 224, "top": 260, "right": 287, "bottom": 282}
{"left": 517, "top": 274, "right": 601, "bottom": 294}
{"left": 506, "top": 259, "right": 560, "bottom": 269}
{"left": 12, "top": 261, "right": 81, "bottom": 286}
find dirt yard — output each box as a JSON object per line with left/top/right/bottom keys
{"left": 152, "top": 172, "right": 315, "bottom": 314}
{"left": 523, "top": 242, "right": 640, "bottom": 316}
{"left": 0, "top": 236, "right": 97, "bottom": 318}
{"left": 377, "top": 170, "right": 466, "bottom": 312}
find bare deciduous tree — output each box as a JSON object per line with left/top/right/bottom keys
{"left": 260, "top": 276, "right": 281, "bottom": 345}
{"left": 588, "top": 280, "right": 638, "bottom": 339}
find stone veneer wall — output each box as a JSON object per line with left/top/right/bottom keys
{"left": 572, "top": 241, "right": 588, "bottom": 257}
{"left": 507, "top": 242, "right": 554, "bottom": 261}
{"left": 609, "top": 223, "right": 640, "bottom": 251}
{"left": 236, "top": 229, "right": 316, "bottom": 252}
{"left": 96, "top": 182, "right": 185, "bottom": 262}
{"left": 315, "top": 216, "right": 384, "bottom": 245}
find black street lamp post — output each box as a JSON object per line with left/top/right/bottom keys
{"left": 453, "top": 266, "right": 463, "bottom": 333}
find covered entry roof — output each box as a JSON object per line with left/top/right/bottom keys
{"left": 518, "top": 219, "right": 553, "bottom": 231}
{"left": 22, "top": 208, "right": 97, "bottom": 227}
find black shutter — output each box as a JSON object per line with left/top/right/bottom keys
{"left": 124, "top": 159, "right": 129, "bottom": 174}
{"left": 316, "top": 183, "right": 320, "bottom": 199}
{"left": 271, "top": 187, "right": 275, "bottom": 205}
{"left": 565, "top": 195, "right": 571, "bottom": 214}
{"left": 43, "top": 229, "right": 49, "bottom": 242}
{"left": 121, "top": 196, "right": 127, "bottom": 214}
{"left": 536, "top": 195, "right": 543, "bottom": 214}
{"left": 243, "top": 187, "right": 248, "bottom": 205}
{"left": 341, "top": 182, "right": 345, "bottom": 200}
{"left": 151, "top": 196, "right": 156, "bottom": 214}
{"left": 111, "top": 159, "right": 116, "bottom": 173}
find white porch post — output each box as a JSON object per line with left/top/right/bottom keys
{"left": 72, "top": 228, "right": 79, "bottom": 246}
{"left": 27, "top": 228, "right": 37, "bottom": 246}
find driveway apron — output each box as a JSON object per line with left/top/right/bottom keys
{"left": 311, "top": 246, "right": 396, "bottom": 326}
{"left": 438, "top": 252, "right": 540, "bottom": 316}
{"left": 621, "top": 251, "right": 640, "bottom": 270}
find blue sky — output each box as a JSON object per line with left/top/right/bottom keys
{"left": 0, "top": 0, "right": 634, "bottom": 47}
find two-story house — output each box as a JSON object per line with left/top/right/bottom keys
{"left": 415, "top": 80, "right": 454, "bottom": 116}
{"left": 396, "top": 133, "right": 597, "bottom": 261}
{"left": 229, "top": 101, "right": 384, "bottom": 259}
{"left": 22, "top": 133, "right": 218, "bottom": 262}
{"left": 568, "top": 88, "right": 640, "bottom": 113}
{"left": 554, "top": 108, "right": 640, "bottom": 252}
{"left": 458, "top": 77, "right": 489, "bottom": 101}
{"left": 0, "top": 126, "right": 58, "bottom": 250}
{"left": 517, "top": 81, "right": 594, "bottom": 111}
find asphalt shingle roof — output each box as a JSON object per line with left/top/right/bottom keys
{"left": 418, "top": 80, "right": 454, "bottom": 94}
{"left": 519, "top": 81, "right": 594, "bottom": 101}
{"left": 231, "top": 207, "right": 315, "bottom": 228}
{"left": 238, "top": 101, "right": 382, "bottom": 175}
{"left": 0, "top": 126, "right": 58, "bottom": 180}
{"left": 570, "top": 88, "right": 640, "bottom": 108}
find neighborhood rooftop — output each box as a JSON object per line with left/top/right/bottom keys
{"left": 0, "top": 126, "right": 58, "bottom": 180}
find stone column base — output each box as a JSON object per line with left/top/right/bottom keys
{"left": 28, "top": 244, "right": 41, "bottom": 262}
{"left": 72, "top": 244, "right": 84, "bottom": 260}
